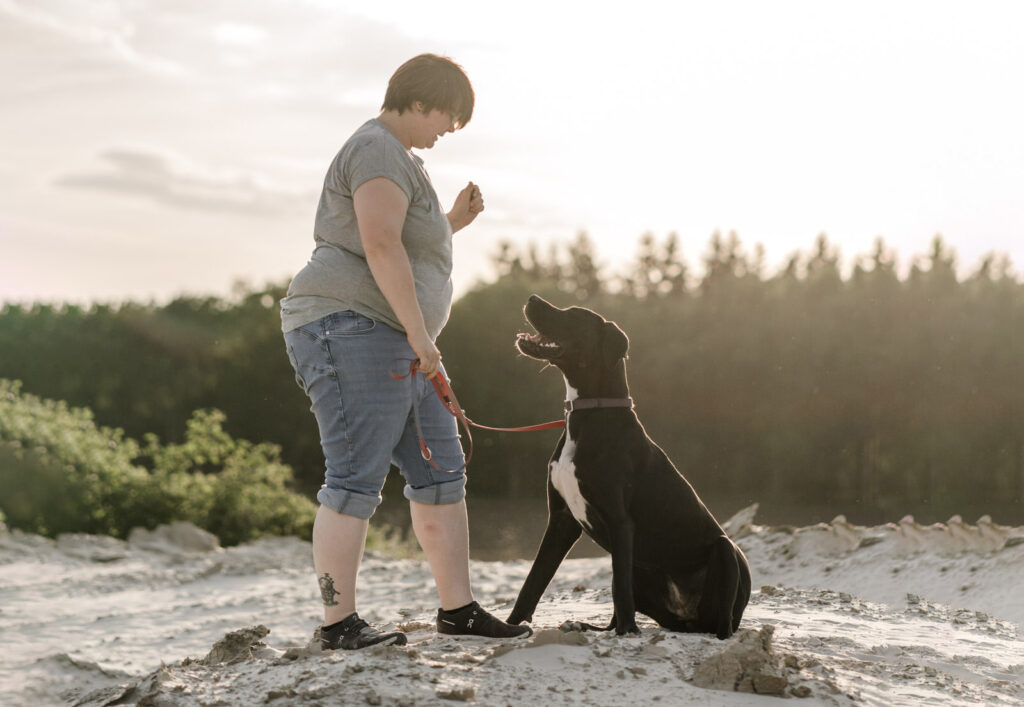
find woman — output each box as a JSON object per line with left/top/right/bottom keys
{"left": 281, "top": 54, "right": 531, "bottom": 650}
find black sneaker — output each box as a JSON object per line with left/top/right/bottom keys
{"left": 436, "top": 602, "right": 533, "bottom": 639}
{"left": 320, "top": 612, "right": 408, "bottom": 650}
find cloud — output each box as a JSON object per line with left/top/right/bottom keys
{"left": 0, "top": 0, "right": 189, "bottom": 78}
{"left": 213, "top": 22, "right": 268, "bottom": 47}
{"left": 0, "top": 0, "right": 429, "bottom": 103}
{"left": 55, "top": 147, "right": 315, "bottom": 216}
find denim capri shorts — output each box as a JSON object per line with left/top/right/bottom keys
{"left": 284, "top": 310, "right": 466, "bottom": 518}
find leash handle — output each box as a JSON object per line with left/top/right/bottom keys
{"left": 391, "top": 359, "right": 473, "bottom": 472}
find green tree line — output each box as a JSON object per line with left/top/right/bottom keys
{"left": 2, "top": 232, "right": 1021, "bottom": 526}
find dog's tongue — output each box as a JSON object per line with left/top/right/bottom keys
{"left": 518, "top": 332, "right": 549, "bottom": 345}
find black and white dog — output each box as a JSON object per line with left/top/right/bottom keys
{"left": 507, "top": 295, "right": 750, "bottom": 639}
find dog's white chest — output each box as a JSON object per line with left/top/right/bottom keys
{"left": 551, "top": 434, "right": 590, "bottom": 529}
{"left": 551, "top": 378, "right": 591, "bottom": 528}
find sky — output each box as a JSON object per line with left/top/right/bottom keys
{"left": 2, "top": 0, "right": 1023, "bottom": 305}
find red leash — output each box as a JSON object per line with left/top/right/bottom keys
{"left": 391, "top": 360, "right": 565, "bottom": 472}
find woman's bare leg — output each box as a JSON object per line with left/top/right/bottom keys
{"left": 409, "top": 499, "right": 474, "bottom": 610}
{"left": 312, "top": 504, "right": 368, "bottom": 624}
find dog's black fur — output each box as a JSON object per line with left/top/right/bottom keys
{"left": 507, "top": 295, "right": 751, "bottom": 639}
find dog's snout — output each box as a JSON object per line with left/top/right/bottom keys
{"left": 524, "top": 294, "right": 548, "bottom": 321}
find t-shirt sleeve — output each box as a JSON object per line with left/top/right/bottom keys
{"left": 343, "top": 136, "right": 415, "bottom": 203}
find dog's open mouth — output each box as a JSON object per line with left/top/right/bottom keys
{"left": 516, "top": 331, "right": 563, "bottom": 359}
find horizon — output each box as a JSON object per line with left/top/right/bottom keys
{"left": 1, "top": 230, "right": 1013, "bottom": 309}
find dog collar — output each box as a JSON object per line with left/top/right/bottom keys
{"left": 564, "top": 397, "right": 634, "bottom": 413}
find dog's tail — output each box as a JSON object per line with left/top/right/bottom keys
{"left": 575, "top": 616, "right": 617, "bottom": 632}
{"left": 700, "top": 535, "right": 742, "bottom": 640}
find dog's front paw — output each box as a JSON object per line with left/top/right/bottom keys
{"left": 615, "top": 622, "right": 641, "bottom": 636}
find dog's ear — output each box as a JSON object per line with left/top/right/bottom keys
{"left": 601, "top": 321, "right": 629, "bottom": 369}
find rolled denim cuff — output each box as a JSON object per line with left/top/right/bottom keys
{"left": 317, "top": 485, "right": 381, "bottom": 519}
{"left": 403, "top": 474, "right": 467, "bottom": 506}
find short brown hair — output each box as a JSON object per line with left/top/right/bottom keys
{"left": 382, "top": 54, "right": 474, "bottom": 128}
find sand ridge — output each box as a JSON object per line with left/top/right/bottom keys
{"left": 2, "top": 507, "right": 1023, "bottom": 706}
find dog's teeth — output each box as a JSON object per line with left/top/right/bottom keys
{"left": 518, "top": 332, "right": 558, "bottom": 350}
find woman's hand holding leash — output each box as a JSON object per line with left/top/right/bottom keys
{"left": 408, "top": 329, "right": 441, "bottom": 380}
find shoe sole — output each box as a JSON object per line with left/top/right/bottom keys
{"left": 322, "top": 633, "right": 409, "bottom": 650}
{"left": 436, "top": 629, "right": 533, "bottom": 640}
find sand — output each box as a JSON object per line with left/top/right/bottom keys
{"left": 1, "top": 507, "right": 1022, "bottom": 706}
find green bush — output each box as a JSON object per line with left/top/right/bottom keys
{"left": 140, "top": 409, "right": 316, "bottom": 545}
{"left": 0, "top": 379, "right": 315, "bottom": 544}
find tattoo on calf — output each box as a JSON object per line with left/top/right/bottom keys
{"left": 318, "top": 573, "right": 341, "bottom": 606}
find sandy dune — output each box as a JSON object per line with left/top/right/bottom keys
{"left": 1, "top": 507, "right": 1022, "bottom": 706}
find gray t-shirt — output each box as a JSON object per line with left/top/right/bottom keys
{"left": 280, "top": 118, "right": 454, "bottom": 338}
